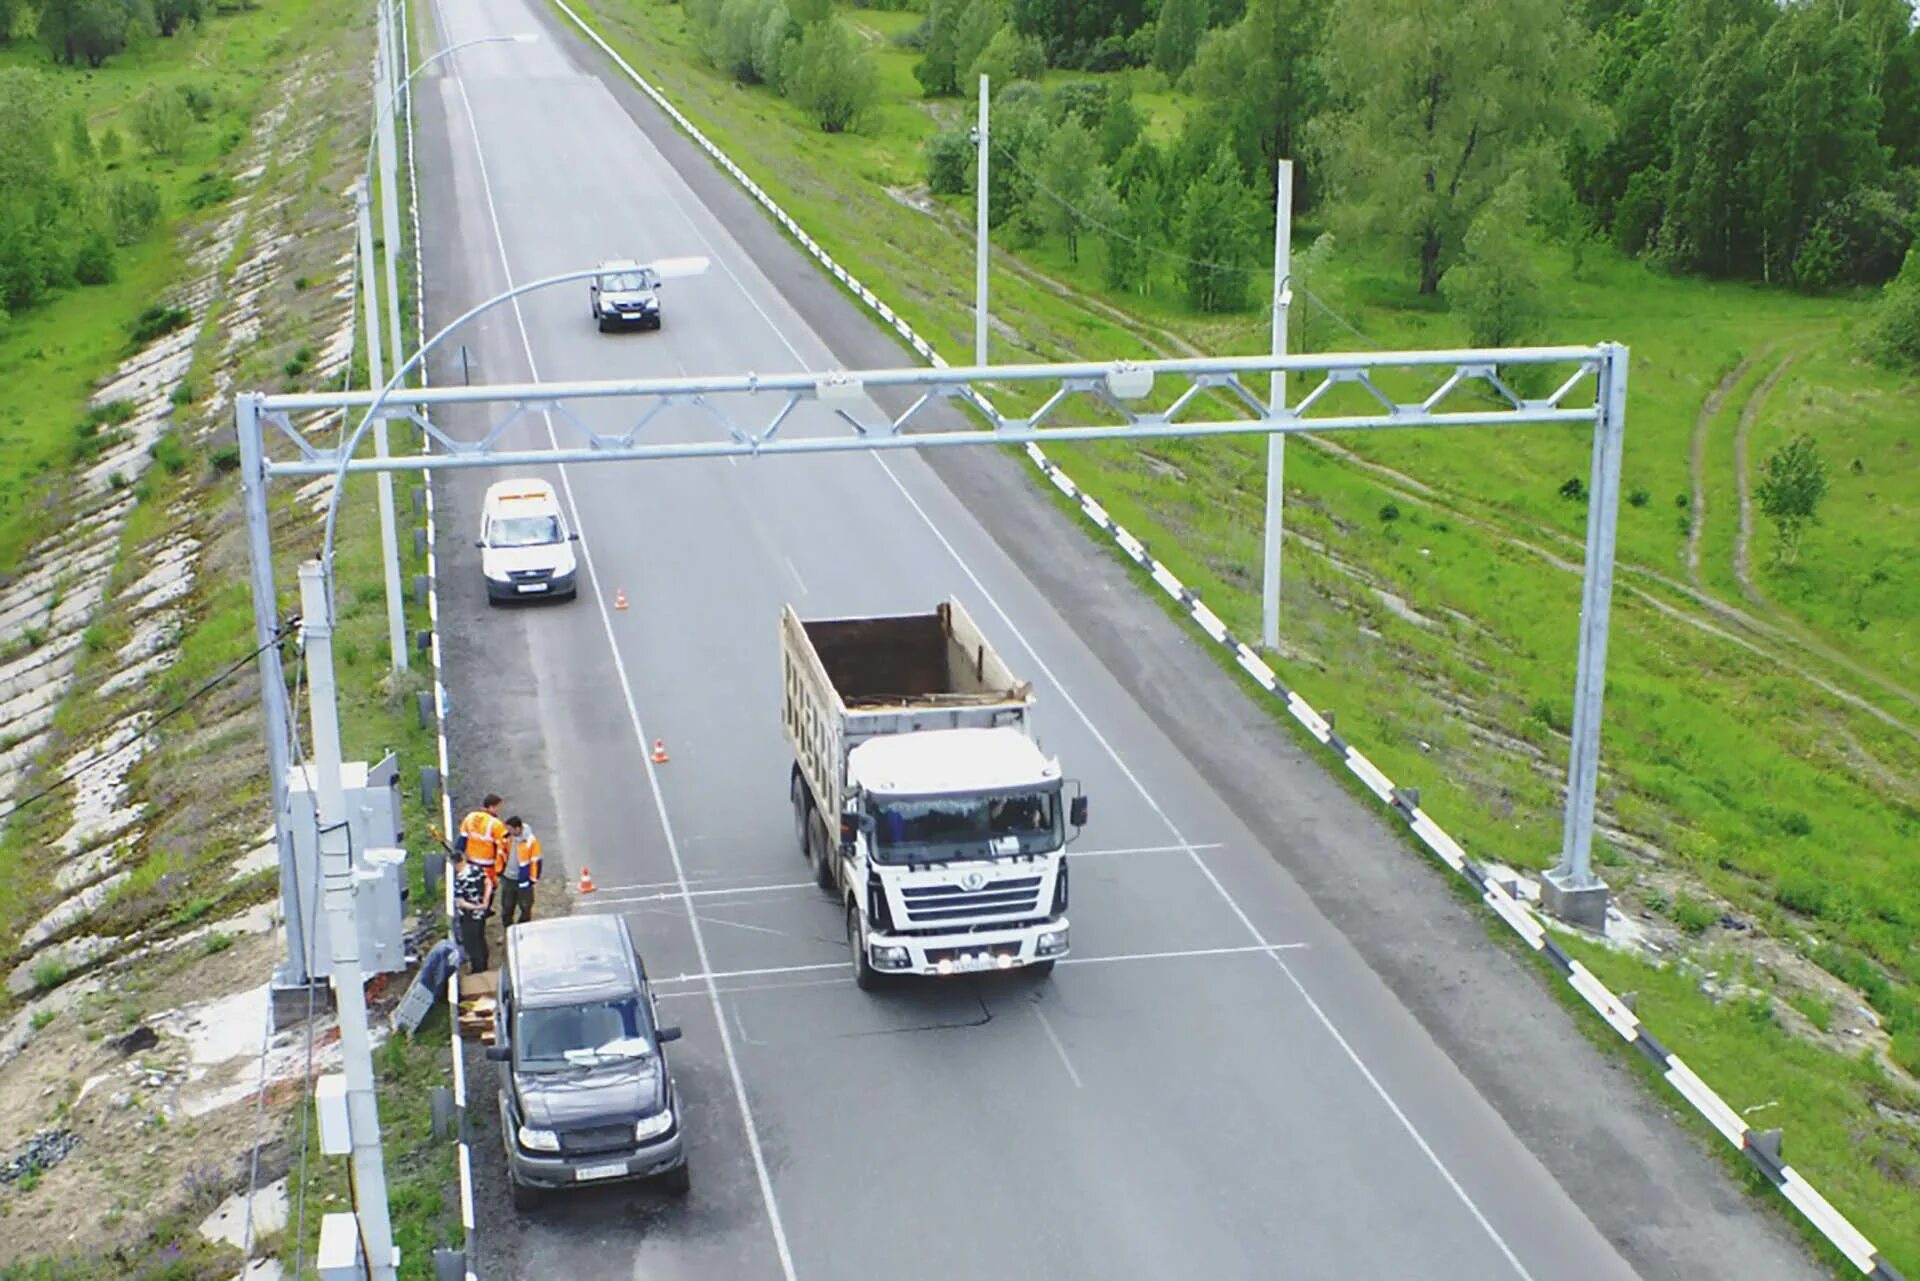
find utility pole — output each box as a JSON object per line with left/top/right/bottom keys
{"left": 974, "top": 73, "right": 990, "bottom": 368}
{"left": 1261, "top": 160, "right": 1293, "bottom": 651}
{"left": 298, "top": 560, "right": 399, "bottom": 1280}
{"left": 356, "top": 182, "right": 409, "bottom": 673}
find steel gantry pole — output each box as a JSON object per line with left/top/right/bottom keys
{"left": 297, "top": 561, "right": 399, "bottom": 1280}
{"left": 356, "top": 182, "right": 410, "bottom": 673}
{"left": 1261, "top": 159, "right": 1293, "bottom": 652}
{"left": 1543, "top": 341, "right": 1629, "bottom": 929}
{"left": 237, "top": 394, "right": 310, "bottom": 993}
{"left": 975, "top": 74, "right": 990, "bottom": 368}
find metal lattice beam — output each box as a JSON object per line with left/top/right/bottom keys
{"left": 254, "top": 347, "right": 1607, "bottom": 478}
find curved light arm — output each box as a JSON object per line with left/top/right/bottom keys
{"left": 363, "top": 33, "right": 539, "bottom": 179}
{"left": 317, "top": 257, "right": 711, "bottom": 600}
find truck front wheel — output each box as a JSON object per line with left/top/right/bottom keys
{"left": 847, "top": 903, "right": 882, "bottom": 991}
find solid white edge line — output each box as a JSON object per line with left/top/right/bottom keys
{"left": 1032, "top": 1006, "right": 1083, "bottom": 1090}
{"left": 431, "top": 20, "right": 800, "bottom": 1281}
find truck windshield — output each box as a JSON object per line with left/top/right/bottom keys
{"left": 489, "top": 514, "right": 562, "bottom": 547}
{"left": 871, "top": 790, "right": 1060, "bottom": 863}
{"left": 515, "top": 997, "right": 653, "bottom": 1073}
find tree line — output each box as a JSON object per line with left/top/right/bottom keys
{"left": 0, "top": 0, "right": 214, "bottom": 67}
{"left": 0, "top": 70, "right": 224, "bottom": 326}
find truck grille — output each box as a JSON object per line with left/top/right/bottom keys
{"left": 559, "top": 1124, "right": 634, "bottom": 1155}
{"left": 900, "top": 874, "right": 1043, "bottom": 924}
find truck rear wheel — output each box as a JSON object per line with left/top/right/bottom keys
{"left": 847, "top": 903, "right": 882, "bottom": 991}
{"left": 790, "top": 767, "right": 809, "bottom": 861}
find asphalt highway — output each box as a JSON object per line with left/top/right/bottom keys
{"left": 409, "top": 0, "right": 1828, "bottom": 1277}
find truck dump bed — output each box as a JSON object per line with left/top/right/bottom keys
{"left": 799, "top": 602, "right": 1027, "bottom": 709}
{"left": 782, "top": 600, "right": 1034, "bottom": 818}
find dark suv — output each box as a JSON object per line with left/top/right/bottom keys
{"left": 487, "top": 914, "right": 689, "bottom": 1208}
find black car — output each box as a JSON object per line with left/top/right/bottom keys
{"left": 487, "top": 914, "right": 689, "bottom": 1208}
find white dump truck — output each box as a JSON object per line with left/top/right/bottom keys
{"left": 782, "top": 599, "right": 1086, "bottom": 988}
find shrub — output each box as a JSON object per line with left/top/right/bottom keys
{"left": 132, "top": 89, "right": 192, "bottom": 157}
{"left": 208, "top": 445, "right": 240, "bottom": 473}
{"left": 74, "top": 227, "right": 115, "bottom": 284}
{"left": 1627, "top": 486, "right": 1650, "bottom": 507}
{"left": 925, "top": 129, "right": 973, "bottom": 195}
{"left": 1378, "top": 501, "right": 1400, "bottom": 523}
{"left": 149, "top": 433, "right": 189, "bottom": 474}
{"left": 129, "top": 303, "right": 190, "bottom": 349}
{"left": 1671, "top": 894, "right": 1717, "bottom": 935}
{"left": 105, "top": 174, "right": 162, "bottom": 245}
{"left": 787, "top": 18, "right": 876, "bottom": 134}
{"left": 1558, "top": 476, "right": 1587, "bottom": 502}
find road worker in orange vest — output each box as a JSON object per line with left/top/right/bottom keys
{"left": 458, "top": 794, "right": 510, "bottom": 885}
{"left": 497, "top": 815, "right": 543, "bottom": 928}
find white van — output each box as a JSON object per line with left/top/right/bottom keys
{"left": 477, "top": 480, "right": 579, "bottom": 604}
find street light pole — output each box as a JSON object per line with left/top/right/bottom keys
{"left": 974, "top": 73, "right": 990, "bottom": 368}
{"left": 356, "top": 182, "right": 409, "bottom": 676}
{"left": 1261, "top": 160, "right": 1293, "bottom": 652}
{"left": 359, "top": 30, "right": 538, "bottom": 672}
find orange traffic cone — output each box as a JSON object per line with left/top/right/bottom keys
{"left": 578, "top": 866, "right": 596, "bottom": 894}
{"left": 614, "top": 589, "right": 629, "bottom": 611}
{"left": 651, "top": 739, "right": 670, "bottom": 764}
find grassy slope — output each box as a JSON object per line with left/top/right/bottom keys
{"left": 0, "top": 2, "right": 460, "bottom": 1272}
{"left": 556, "top": 0, "right": 1920, "bottom": 1269}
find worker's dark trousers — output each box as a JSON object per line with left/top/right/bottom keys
{"left": 457, "top": 912, "right": 489, "bottom": 973}
{"left": 497, "top": 877, "right": 534, "bottom": 928}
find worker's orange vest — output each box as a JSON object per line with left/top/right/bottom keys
{"left": 459, "top": 810, "right": 508, "bottom": 877}
{"left": 507, "top": 832, "right": 542, "bottom": 884}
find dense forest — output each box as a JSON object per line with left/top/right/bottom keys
{"left": 686, "top": 0, "right": 1920, "bottom": 359}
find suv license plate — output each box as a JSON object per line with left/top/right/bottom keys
{"left": 576, "top": 1161, "right": 627, "bottom": 1182}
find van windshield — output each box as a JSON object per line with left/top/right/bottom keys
{"left": 515, "top": 997, "right": 653, "bottom": 1072}
{"left": 489, "top": 514, "right": 562, "bottom": 547}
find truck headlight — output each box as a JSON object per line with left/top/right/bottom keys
{"left": 871, "top": 943, "right": 910, "bottom": 970}
{"left": 1036, "top": 928, "right": 1069, "bottom": 957}
{"left": 634, "top": 1109, "right": 675, "bottom": 1141}
{"left": 518, "top": 1125, "right": 560, "bottom": 1153}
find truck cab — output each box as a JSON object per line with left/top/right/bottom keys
{"left": 589, "top": 259, "right": 662, "bottom": 331}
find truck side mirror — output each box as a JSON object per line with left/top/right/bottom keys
{"left": 839, "top": 812, "right": 862, "bottom": 844}
{"left": 1069, "top": 796, "right": 1088, "bottom": 828}
{"left": 473, "top": 539, "right": 485, "bottom": 549}
{"left": 657, "top": 1025, "right": 683, "bottom": 1044}
{"left": 485, "top": 1043, "right": 511, "bottom": 1062}
{"left": 568, "top": 532, "right": 580, "bottom": 541}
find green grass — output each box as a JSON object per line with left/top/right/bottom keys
{"left": 553, "top": 0, "right": 1920, "bottom": 1268}
{"left": 0, "top": 2, "right": 325, "bottom": 573}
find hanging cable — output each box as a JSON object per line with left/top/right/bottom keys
{"left": 0, "top": 622, "right": 298, "bottom": 827}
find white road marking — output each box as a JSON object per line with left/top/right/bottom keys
{"left": 434, "top": 28, "right": 801, "bottom": 1281}
{"left": 784, "top": 556, "right": 808, "bottom": 595}
{"left": 1070, "top": 841, "right": 1222, "bottom": 859}
{"left": 590, "top": 879, "right": 818, "bottom": 905}
{"left": 1032, "top": 1006, "right": 1083, "bottom": 1090}
{"left": 650, "top": 941, "right": 1309, "bottom": 988}
{"left": 870, "top": 461, "right": 1539, "bottom": 1281}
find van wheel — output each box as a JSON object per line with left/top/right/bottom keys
{"left": 808, "top": 811, "right": 835, "bottom": 891}
{"left": 659, "top": 1160, "right": 691, "bottom": 1197}
{"left": 510, "top": 1176, "right": 541, "bottom": 1211}
{"left": 790, "top": 768, "right": 809, "bottom": 861}
{"left": 848, "top": 903, "right": 882, "bottom": 991}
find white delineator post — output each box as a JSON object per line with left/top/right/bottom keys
{"left": 298, "top": 560, "right": 399, "bottom": 1281}
{"left": 357, "top": 182, "right": 409, "bottom": 673}
{"left": 1261, "top": 160, "right": 1293, "bottom": 652}
{"left": 975, "top": 73, "right": 990, "bottom": 368}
